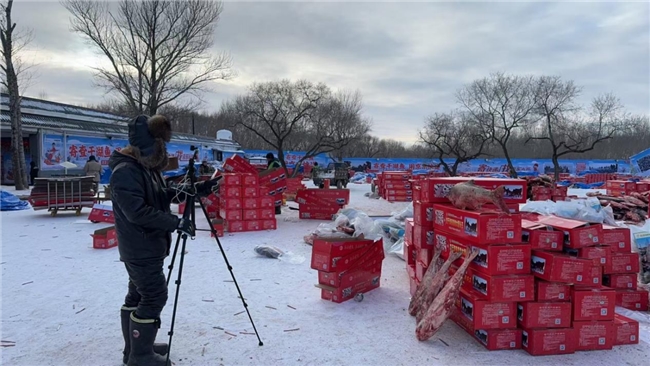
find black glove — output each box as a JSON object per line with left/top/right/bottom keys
{"left": 195, "top": 177, "right": 222, "bottom": 197}
{"left": 177, "top": 218, "right": 195, "bottom": 237}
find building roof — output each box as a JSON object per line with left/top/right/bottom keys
{"left": 0, "top": 94, "right": 242, "bottom": 150}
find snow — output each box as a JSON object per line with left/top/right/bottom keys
{"left": 1, "top": 183, "right": 649, "bottom": 366}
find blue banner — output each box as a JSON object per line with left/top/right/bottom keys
{"left": 42, "top": 133, "right": 201, "bottom": 184}
{"left": 630, "top": 147, "right": 650, "bottom": 177}
{"left": 244, "top": 149, "right": 631, "bottom": 175}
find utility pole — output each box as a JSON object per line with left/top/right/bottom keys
{"left": 191, "top": 113, "right": 195, "bottom": 135}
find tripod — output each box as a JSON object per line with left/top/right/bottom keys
{"left": 165, "top": 150, "right": 263, "bottom": 364}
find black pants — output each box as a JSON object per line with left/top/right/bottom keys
{"left": 123, "top": 259, "right": 168, "bottom": 320}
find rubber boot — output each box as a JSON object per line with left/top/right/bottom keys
{"left": 126, "top": 312, "right": 171, "bottom": 366}
{"left": 121, "top": 307, "right": 168, "bottom": 365}
{"left": 275, "top": 205, "right": 282, "bottom": 215}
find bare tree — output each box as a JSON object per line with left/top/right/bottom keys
{"left": 458, "top": 72, "right": 538, "bottom": 177}
{"left": 420, "top": 110, "right": 490, "bottom": 176}
{"left": 1, "top": 0, "right": 29, "bottom": 189}
{"left": 63, "top": 0, "right": 233, "bottom": 115}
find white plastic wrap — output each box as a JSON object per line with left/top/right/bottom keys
{"left": 389, "top": 237, "right": 405, "bottom": 260}
{"left": 520, "top": 198, "right": 616, "bottom": 225}
{"left": 391, "top": 202, "right": 414, "bottom": 221}
{"left": 351, "top": 212, "right": 384, "bottom": 240}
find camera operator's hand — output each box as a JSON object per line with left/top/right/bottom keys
{"left": 177, "top": 218, "right": 195, "bottom": 237}
{"left": 195, "top": 177, "right": 221, "bottom": 197}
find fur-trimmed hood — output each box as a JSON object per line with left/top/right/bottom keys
{"left": 108, "top": 114, "right": 172, "bottom": 172}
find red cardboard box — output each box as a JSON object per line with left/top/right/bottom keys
{"left": 91, "top": 226, "right": 118, "bottom": 249}
{"left": 437, "top": 231, "right": 530, "bottom": 275}
{"left": 244, "top": 220, "right": 262, "bottom": 231}
{"left": 451, "top": 310, "right": 522, "bottom": 350}
{"left": 296, "top": 188, "right": 350, "bottom": 206}
{"left": 602, "top": 274, "right": 637, "bottom": 289}
{"left": 225, "top": 220, "right": 245, "bottom": 232}
{"left": 636, "top": 182, "right": 649, "bottom": 192}
{"left": 209, "top": 219, "right": 225, "bottom": 237}
{"left": 219, "top": 208, "right": 242, "bottom": 222}
{"left": 88, "top": 204, "right": 115, "bottom": 224}
{"left": 413, "top": 224, "right": 435, "bottom": 249}
{"left": 242, "top": 186, "right": 258, "bottom": 198}
{"left": 522, "top": 220, "right": 564, "bottom": 251}
{"left": 220, "top": 173, "right": 242, "bottom": 186}
{"left": 532, "top": 186, "right": 552, "bottom": 196}
{"left": 258, "top": 197, "right": 274, "bottom": 209}
{"left": 537, "top": 216, "right": 603, "bottom": 248}
{"left": 318, "top": 275, "right": 380, "bottom": 303}
{"left": 383, "top": 171, "right": 411, "bottom": 180}
{"left": 517, "top": 302, "right": 571, "bottom": 329}
{"left": 258, "top": 208, "right": 275, "bottom": 220}
{"left": 531, "top": 250, "right": 597, "bottom": 285}
{"left": 604, "top": 252, "right": 640, "bottom": 274}
{"left": 404, "top": 241, "right": 416, "bottom": 267}
{"left": 261, "top": 219, "right": 277, "bottom": 230}
{"left": 413, "top": 201, "right": 435, "bottom": 226}
{"left": 386, "top": 189, "right": 413, "bottom": 196}
{"left": 220, "top": 198, "right": 242, "bottom": 210}
{"left": 318, "top": 258, "right": 383, "bottom": 288}
{"left": 222, "top": 154, "right": 257, "bottom": 174}
{"left": 241, "top": 173, "right": 259, "bottom": 186}
{"left": 602, "top": 225, "right": 631, "bottom": 252}
{"left": 242, "top": 198, "right": 258, "bottom": 210}
{"left": 385, "top": 195, "right": 413, "bottom": 202}
{"left": 536, "top": 280, "right": 570, "bottom": 302}
{"left": 456, "top": 288, "right": 516, "bottom": 330}
{"left": 607, "top": 188, "right": 629, "bottom": 197}
{"left": 606, "top": 180, "right": 636, "bottom": 191}
{"left": 384, "top": 181, "right": 411, "bottom": 189}
{"left": 553, "top": 186, "right": 569, "bottom": 196}
{"left": 311, "top": 238, "right": 381, "bottom": 272}
{"left": 564, "top": 246, "right": 610, "bottom": 266}
{"left": 432, "top": 204, "right": 522, "bottom": 245}
{"left": 456, "top": 267, "right": 535, "bottom": 302}
{"left": 573, "top": 321, "right": 614, "bottom": 351}
{"left": 615, "top": 289, "right": 649, "bottom": 311}
{"left": 295, "top": 193, "right": 340, "bottom": 210}
{"left": 421, "top": 177, "right": 527, "bottom": 204}
{"left": 242, "top": 209, "right": 259, "bottom": 221}
{"left": 571, "top": 286, "right": 616, "bottom": 321}
{"left": 613, "top": 314, "right": 640, "bottom": 345}
{"left": 521, "top": 328, "right": 576, "bottom": 356}
{"left": 259, "top": 167, "right": 287, "bottom": 186}
{"left": 532, "top": 192, "right": 553, "bottom": 201}
{"left": 417, "top": 247, "right": 434, "bottom": 268}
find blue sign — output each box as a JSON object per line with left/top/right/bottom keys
{"left": 630, "top": 147, "right": 650, "bottom": 177}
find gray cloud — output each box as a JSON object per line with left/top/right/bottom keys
{"left": 9, "top": 1, "right": 650, "bottom": 143}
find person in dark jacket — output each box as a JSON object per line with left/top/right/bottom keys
{"left": 266, "top": 152, "right": 281, "bottom": 170}
{"left": 29, "top": 161, "right": 38, "bottom": 186}
{"left": 108, "top": 115, "right": 219, "bottom": 366}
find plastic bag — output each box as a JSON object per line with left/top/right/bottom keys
{"left": 389, "top": 237, "right": 405, "bottom": 260}
{"left": 0, "top": 190, "right": 30, "bottom": 211}
{"left": 520, "top": 200, "right": 556, "bottom": 216}
{"left": 391, "top": 202, "right": 414, "bottom": 221}
{"left": 254, "top": 245, "right": 305, "bottom": 264}
{"left": 303, "top": 223, "right": 352, "bottom": 245}
{"left": 350, "top": 212, "right": 384, "bottom": 240}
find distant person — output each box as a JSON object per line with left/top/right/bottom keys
{"left": 266, "top": 153, "right": 281, "bottom": 170}
{"left": 84, "top": 155, "right": 103, "bottom": 191}
{"left": 30, "top": 161, "right": 38, "bottom": 186}
{"left": 199, "top": 160, "right": 213, "bottom": 175}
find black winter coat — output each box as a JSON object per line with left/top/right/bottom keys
{"left": 108, "top": 151, "right": 180, "bottom": 262}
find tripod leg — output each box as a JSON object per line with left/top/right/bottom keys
{"left": 166, "top": 233, "right": 182, "bottom": 287}
{"left": 197, "top": 199, "right": 264, "bottom": 346}
{"left": 166, "top": 232, "right": 188, "bottom": 365}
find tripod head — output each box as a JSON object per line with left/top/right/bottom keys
{"left": 186, "top": 145, "right": 200, "bottom": 186}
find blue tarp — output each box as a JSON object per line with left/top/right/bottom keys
{"left": 572, "top": 182, "right": 605, "bottom": 189}
{"left": 0, "top": 190, "right": 30, "bottom": 211}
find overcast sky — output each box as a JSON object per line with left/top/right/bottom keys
{"left": 11, "top": 0, "right": 650, "bottom": 143}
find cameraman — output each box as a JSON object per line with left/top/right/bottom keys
{"left": 109, "top": 115, "right": 219, "bottom": 366}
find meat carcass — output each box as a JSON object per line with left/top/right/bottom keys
{"left": 409, "top": 249, "right": 462, "bottom": 319}
{"left": 414, "top": 251, "right": 464, "bottom": 323}
{"left": 446, "top": 180, "right": 510, "bottom": 214}
{"left": 415, "top": 248, "right": 480, "bottom": 341}
{"left": 408, "top": 244, "right": 444, "bottom": 316}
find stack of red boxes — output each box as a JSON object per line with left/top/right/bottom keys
{"left": 379, "top": 171, "right": 413, "bottom": 202}
{"left": 296, "top": 188, "right": 350, "bottom": 220}
{"left": 283, "top": 177, "right": 306, "bottom": 201}
{"left": 531, "top": 185, "right": 568, "bottom": 202}
{"left": 311, "top": 237, "right": 384, "bottom": 303}
{"left": 217, "top": 172, "right": 277, "bottom": 233}
{"left": 606, "top": 180, "right": 637, "bottom": 197}
{"left": 602, "top": 224, "right": 648, "bottom": 312}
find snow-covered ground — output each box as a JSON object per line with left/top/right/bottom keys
{"left": 1, "top": 182, "right": 649, "bottom": 366}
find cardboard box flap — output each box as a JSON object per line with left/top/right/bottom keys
{"left": 92, "top": 225, "right": 115, "bottom": 236}
{"left": 522, "top": 219, "right": 556, "bottom": 231}
{"left": 537, "top": 215, "right": 593, "bottom": 230}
